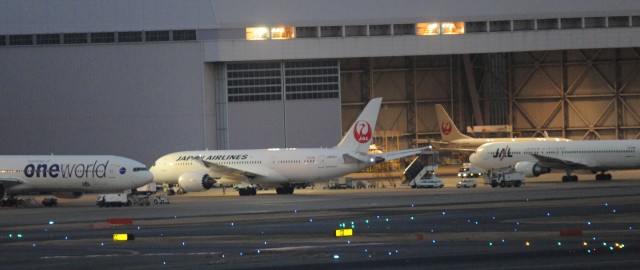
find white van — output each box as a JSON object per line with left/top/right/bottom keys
{"left": 409, "top": 175, "right": 444, "bottom": 188}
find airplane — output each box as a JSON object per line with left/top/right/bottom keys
{"left": 415, "top": 104, "right": 568, "bottom": 152}
{"left": 150, "top": 97, "right": 427, "bottom": 196}
{"left": 0, "top": 155, "right": 153, "bottom": 201}
{"left": 469, "top": 139, "right": 640, "bottom": 182}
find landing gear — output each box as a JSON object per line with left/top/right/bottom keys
{"left": 238, "top": 187, "right": 257, "bottom": 196}
{"left": 561, "top": 175, "right": 578, "bottom": 182}
{"left": 595, "top": 172, "right": 612, "bottom": 181}
{"left": 276, "top": 184, "right": 294, "bottom": 195}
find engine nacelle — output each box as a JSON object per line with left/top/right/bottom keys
{"left": 514, "top": 161, "right": 551, "bottom": 177}
{"left": 178, "top": 172, "right": 216, "bottom": 192}
{"left": 52, "top": 192, "right": 83, "bottom": 199}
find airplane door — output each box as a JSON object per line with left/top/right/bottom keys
{"left": 317, "top": 156, "right": 325, "bottom": 169}
{"left": 326, "top": 155, "right": 337, "bottom": 168}
{"left": 269, "top": 156, "right": 276, "bottom": 169}
{"left": 107, "top": 164, "right": 119, "bottom": 178}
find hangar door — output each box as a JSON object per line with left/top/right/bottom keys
{"left": 224, "top": 60, "right": 342, "bottom": 149}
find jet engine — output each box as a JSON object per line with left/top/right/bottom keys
{"left": 52, "top": 192, "right": 83, "bottom": 199}
{"left": 178, "top": 172, "right": 216, "bottom": 192}
{"left": 514, "top": 161, "right": 551, "bottom": 177}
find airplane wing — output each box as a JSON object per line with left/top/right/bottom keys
{"left": 417, "top": 140, "right": 477, "bottom": 153}
{"left": 374, "top": 147, "right": 429, "bottom": 161}
{"left": 192, "top": 157, "right": 253, "bottom": 176}
{"left": 0, "top": 178, "right": 24, "bottom": 188}
{"left": 414, "top": 138, "right": 435, "bottom": 144}
{"left": 531, "top": 154, "right": 595, "bottom": 170}
{"left": 191, "top": 157, "right": 267, "bottom": 183}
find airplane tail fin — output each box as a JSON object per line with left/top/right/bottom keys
{"left": 336, "top": 98, "right": 382, "bottom": 154}
{"left": 435, "top": 104, "right": 472, "bottom": 142}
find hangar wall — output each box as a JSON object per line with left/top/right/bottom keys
{"left": 339, "top": 47, "right": 640, "bottom": 151}
{"left": 0, "top": 42, "right": 215, "bottom": 165}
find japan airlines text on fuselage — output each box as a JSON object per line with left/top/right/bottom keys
{"left": 469, "top": 140, "right": 640, "bottom": 181}
{"left": 153, "top": 148, "right": 375, "bottom": 185}
{"left": 0, "top": 155, "right": 153, "bottom": 200}
{"left": 150, "top": 97, "right": 426, "bottom": 196}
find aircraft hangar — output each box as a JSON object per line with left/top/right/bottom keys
{"left": 1, "top": 0, "right": 640, "bottom": 165}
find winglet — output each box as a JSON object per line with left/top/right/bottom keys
{"left": 336, "top": 98, "right": 382, "bottom": 154}
{"left": 435, "top": 104, "right": 472, "bottom": 142}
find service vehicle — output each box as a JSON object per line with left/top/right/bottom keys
{"left": 153, "top": 196, "right": 170, "bottom": 204}
{"left": 409, "top": 175, "right": 444, "bottom": 188}
{"left": 457, "top": 163, "right": 484, "bottom": 178}
{"left": 96, "top": 192, "right": 132, "bottom": 207}
{"left": 484, "top": 170, "right": 525, "bottom": 188}
{"left": 136, "top": 183, "right": 158, "bottom": 195}
{"left": 456, "top": 179, "right": 477, "bottom": 188}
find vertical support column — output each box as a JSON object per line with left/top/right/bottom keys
{"left": 406, "top": 56, "right": 417, "bottom": 146}
{"left": 508, "top": 52, "right": 514, "bottom": 137}
{"left": 462, "top": 54, "right": 484, "bottom": 126}
{"left": 561, "top": 51, "right": 568, "bottom": 138}
{"left": 281, "top": 60, "right": 288, "bottom": 147}
{"left": 615, "top": 49, "right": 622, "bottom": 139}
{"left": 452, "top": 55, "right": 461, "bottom": 124}
{"left": 215, "top": 63, "right": 229, "bottom": 149}
{"left": 361, "top": 58, "right": 373, "bottom": 101}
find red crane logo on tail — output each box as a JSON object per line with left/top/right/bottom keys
{"left": 353, "top": 120, "right": 372, "bottom": 143}
{"left": 441, "top": 121, "right": 452, "bottom": 135}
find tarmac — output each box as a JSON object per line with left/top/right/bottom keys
{"left": 1, "top": 170, "right": 639, "bottom": 269}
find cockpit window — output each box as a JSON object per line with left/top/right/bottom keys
{"left": 133, "top": 167, "right": 148, "bottom": 172}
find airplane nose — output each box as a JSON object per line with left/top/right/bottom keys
{"left": 136, "top": 171, "right": 154, "bottom": 186}
{"left": 149, "top": 166, "right": 161, "bottom": 182}
{"left": 469, "top": 152, "right": 486, "bottom": 170}
{"left": 469, "top": 153, "right": 477, "bottom": 163}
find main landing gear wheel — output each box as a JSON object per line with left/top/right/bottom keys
{"left": 276, "top": 186, "right": 294, "bottom": 195}
{"left": 562, "top": 175, "right": 578, "bottom": 182}
{"left": 595, "top": 173, "right": 612, "bottom": 181}
{"left": 238, "top": 188, "right": 257, "bottom": 196}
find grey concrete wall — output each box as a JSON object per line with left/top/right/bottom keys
{"left": 207, "top": 27, "right": 640, "bottom": 62}
{"left": 0, "top": 42, "right": 211, "bottom": 166}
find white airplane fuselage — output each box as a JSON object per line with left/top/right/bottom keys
{"left": 423, "top": 104, "right": 569, "bottom": 152}
{"left": 151, "top": 148, "right": 373, "bottom": 187}
{"left": 0, "top": 155, "right": 153, "bottom": 198}
{"left": 150, "top": 98, "right": 425, "bottom": 195}
{"left": 443, "top": 137, "right": 568, "bottom": 152}
{"left": 470, "top": 140, "right": 640, "bottom": 172}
